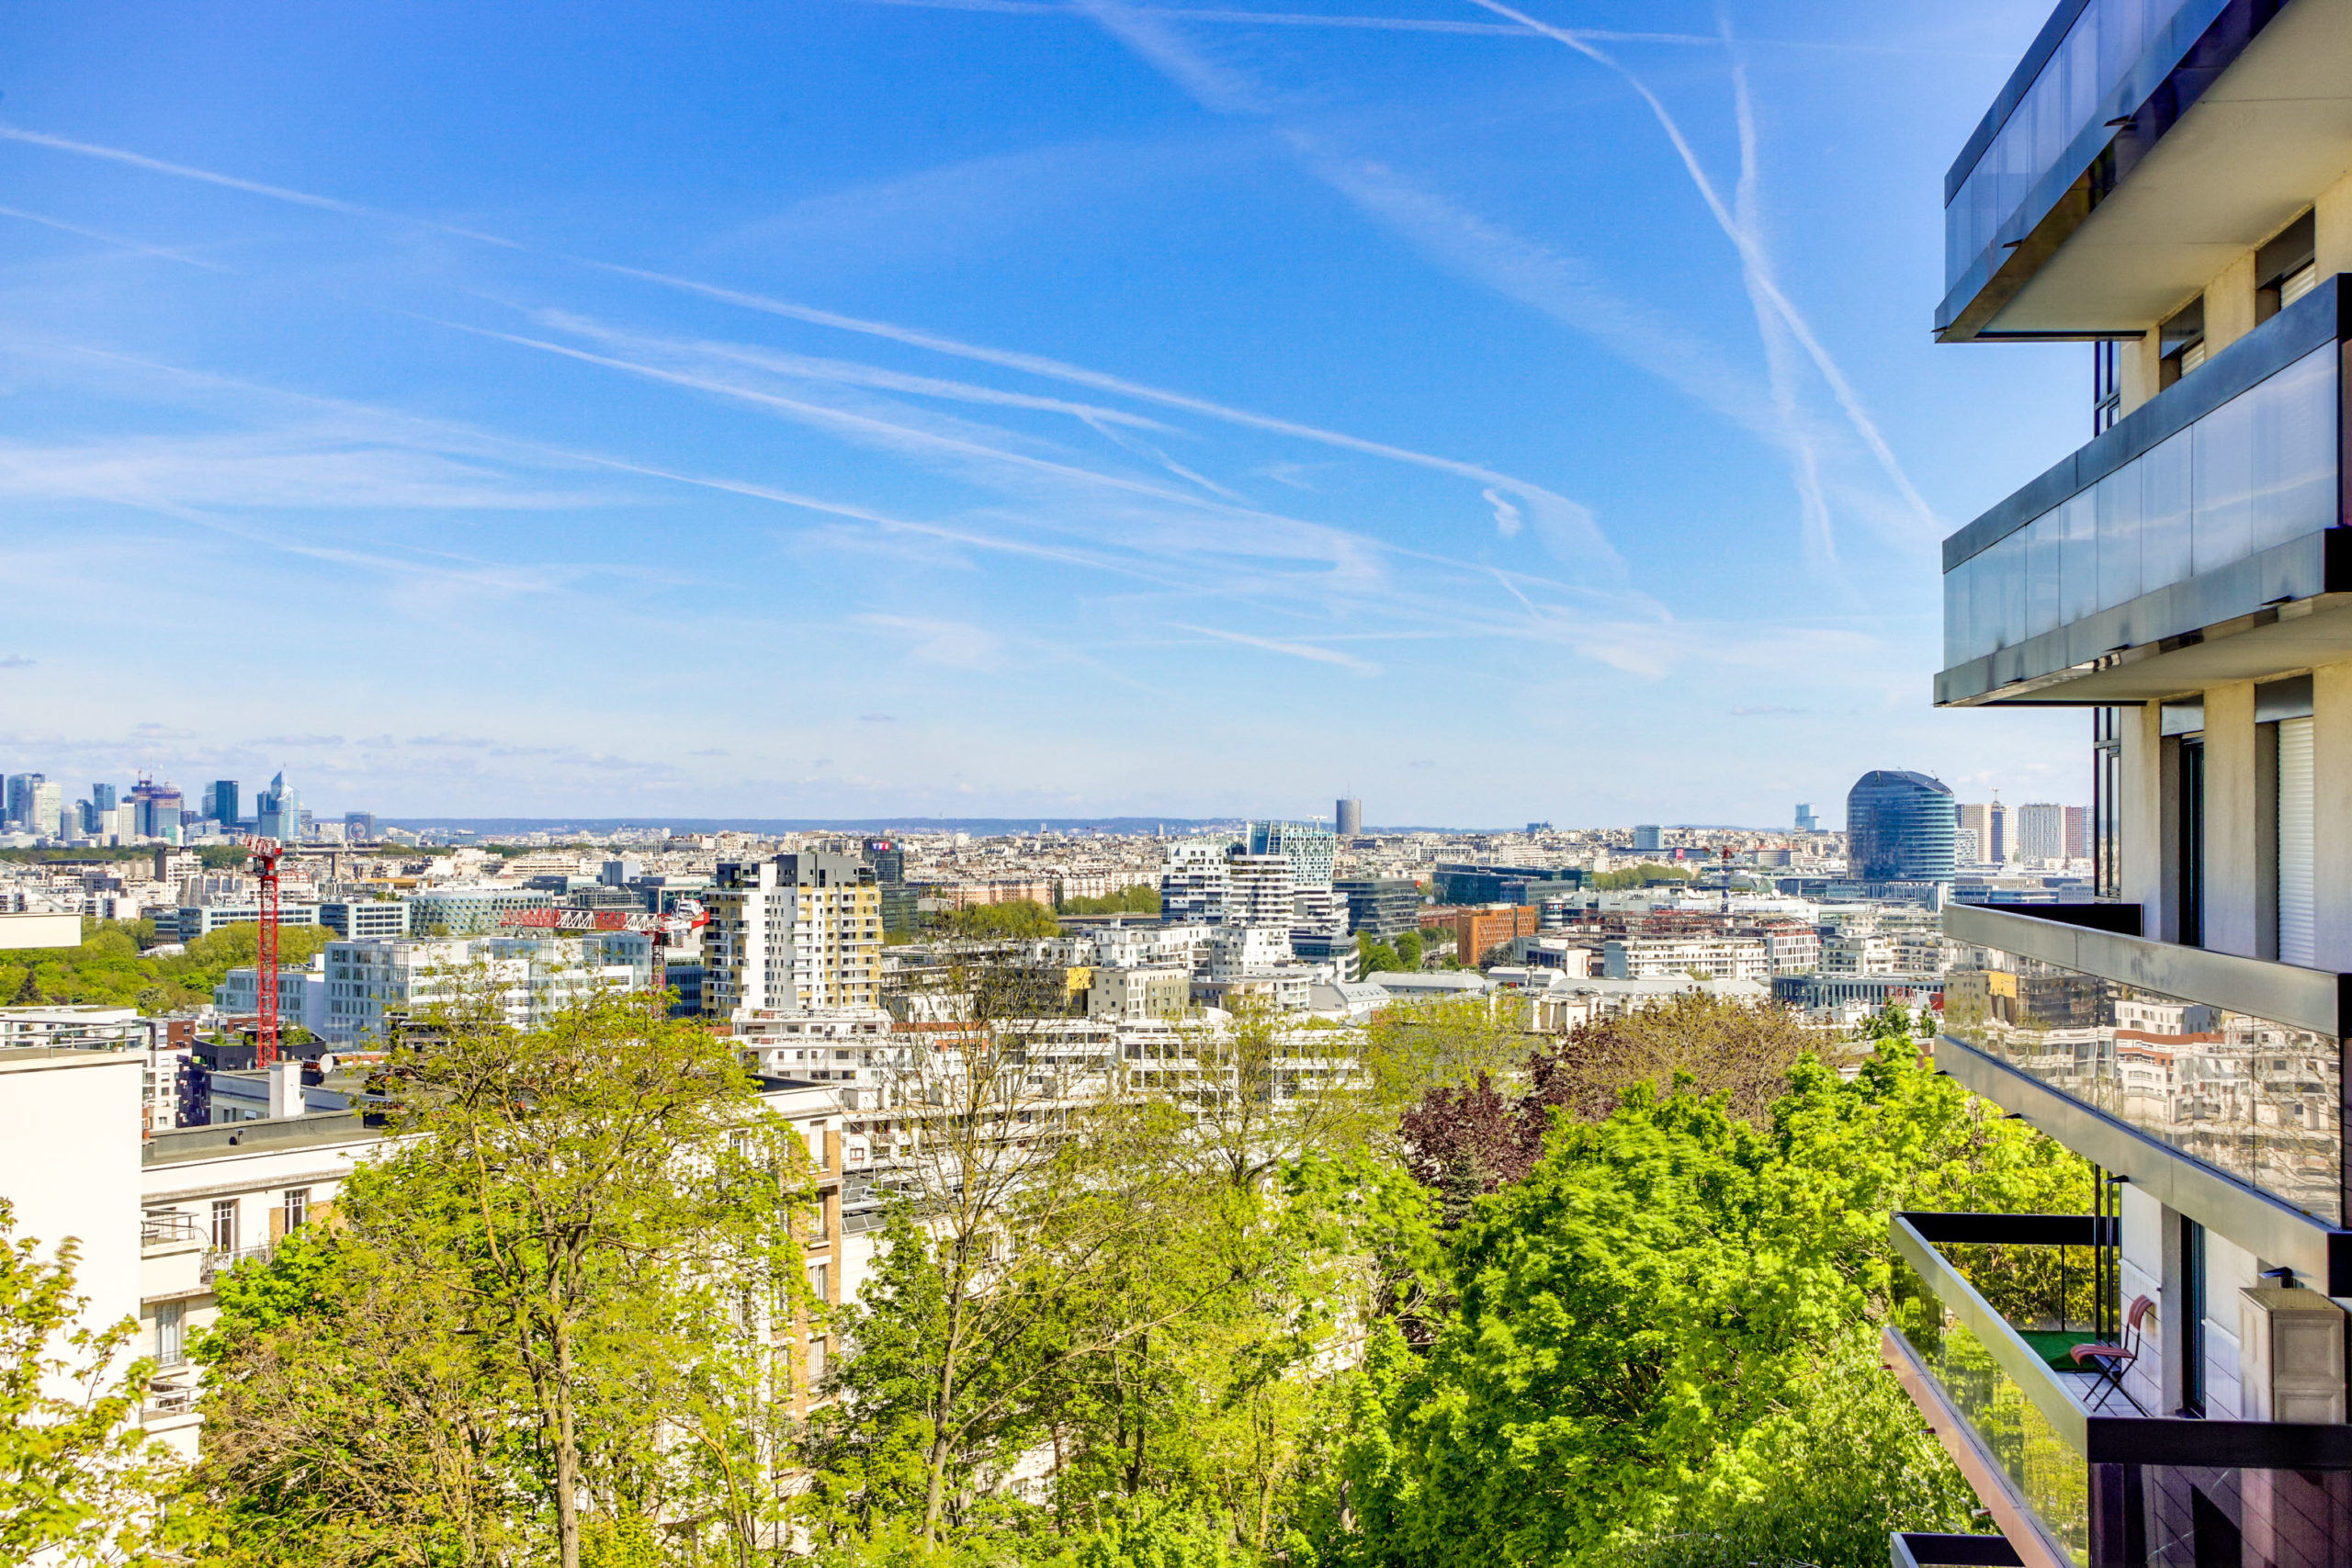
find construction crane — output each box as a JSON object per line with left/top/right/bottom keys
{"left": 240, "top": 836, "right": 286, "bottom": 1067}
{"left": 496, "top": 900, "right": 709, "bottom": 985}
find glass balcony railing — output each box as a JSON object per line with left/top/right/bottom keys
{"left": 1941, "top": 905, "right": 2346, "bottom": 1225}
{"left": 1889, "top": 1211, "right": 2352, "bottom": 1568}
{"left": 1939, "top": 276, "right": 2347, "bottom": 703}
{"left": 1944, "top": 0, "right": 2221, "bottom": 297}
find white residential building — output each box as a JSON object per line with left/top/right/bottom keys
{"left": 318, "top": 935, "right": 638, "bottom": 1045}
{"left": 1601, "top": 936, "right": 1772, "bottom": 983}
{"left": 702, "top": 853, "right": 882, "bottom": 1019}
{"left": 1157, "top": 839, "right": 1232, "bottom": 926}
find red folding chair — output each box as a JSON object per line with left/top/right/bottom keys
{"left": 2069, "top": 1294, "right": 2153, "bottom": 1413}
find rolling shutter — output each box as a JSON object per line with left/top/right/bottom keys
{"left": 2278, "top": 716, "right": 2315, "bottom": 966}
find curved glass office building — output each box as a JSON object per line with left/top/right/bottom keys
{"left": 1845, "top": 770, "right": 1957, "bottom": 884}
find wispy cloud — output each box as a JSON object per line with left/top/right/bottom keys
{"left": 0, "top": 655, "right": 33, "bottom": 670}
{"left": 1174, "top": 623, "right": 1381, "bottom": 673}
{"left": 1459, "top": 0, "right": 1935, "bottom": 540}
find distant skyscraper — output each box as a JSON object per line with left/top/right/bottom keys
{"left": 1335, "top": 797, "right": 1363, "bottom": 837}
{"left": 2017, "top": 802, "right": 2067, "bottom": 862}
{"left": 254, "top": 772, "right": 302, "bottom": 841}
{"left": 1846, "top": 771, "right": 1957, "bottom": 883}
{"left": 5, "top": 773, "right": 40, "bottom": 828}
{"left": 2063, "top": 805, "right": 2090, "bottom": 860}
{"left": 129, "top": 777, "right": 184, "bottom": 840}
{"left": 25, "top": 781, "right": 62, "bottom": 840}
{"left": 211, "top": 780, "right": 241, "bottom": 827}
{"left": 345, "top": 811, "right": 379, "bottom": 841}
{"left": 1633, "top": 825, "right": 1662, "bottom": 852}
{"left": 91, "top": 783, "right": 118, "bottom": 814}
{"left": 1794, "top": 804, "right": 1817, "bottom": 831}
{"left": 1956, "top": 802, "right": 1991, "bottom": 863}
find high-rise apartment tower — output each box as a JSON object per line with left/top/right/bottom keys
{"left": 1898, "top": 9, "right": 2352, "bottom": 1563}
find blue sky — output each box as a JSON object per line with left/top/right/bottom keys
{"left": 0, "top": 0, "right": 2093, "bottom": 826}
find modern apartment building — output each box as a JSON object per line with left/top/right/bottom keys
{"left": 1335, "top": 876, "right": 1421, "bottom": 939}
{"left": 1247, "top": 819, "right": 1336, "bottom": 889}
{"left": 701, "top": 853, "right": 882, "bottom": 1019}
{"left": 317, "top": 898, "right": 413, "bottom": 941}
{"left": 406, "top": 885, "right": 553, "bottom": 936}
{"left": 317, "top": 935, "right": 636, "bottom": 1045}
{"left": 1159, "top": 838, "right": 1234, "bottom": 927}
{"left": 1899, "top": 7, "right": 2352, "bottom": 1565}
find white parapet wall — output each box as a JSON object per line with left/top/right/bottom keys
{"left": 0, "top": 911, "right": 83, "bottom": 950}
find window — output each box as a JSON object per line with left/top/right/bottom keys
{"left": 2278, "top": 715, "right": 2316, "bottom": 966}
{"left": 2093, "top": 340, "right": 2122, "bottom": 436}
{"left": 155, "top": 1302, "right": 184, "bottom": 1367}
{"left": 809, "top": 1261, "right": 830, "bottom": 1304}
{"left": 209, "top": 1199, "right": 238, "bottom": 1253}
{"left": 283, "top": 1188, "right": 310, "bottom": 1233}
{"left": 2159, "top": 298, "right": 2205, "bottom": 390}
{"left": 2178, "top": 735, "right": 2206, "bottom": 950}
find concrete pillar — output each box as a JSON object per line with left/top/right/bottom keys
{"left": 2121, "top": 704, "right": 2170, "bottom": 934}
{"left": 2312, "top": 660, "right": 2352, "bottom": 969}
{"left": 2203, "top": 254, "right": 2260, "bottom": 357}
{"left": 2202, "top": 681, "right": 2260, "bottom": 958}
{"left": 2315, "top": 168, "right": 2352, "bottom": 279}
{"left": 2120, "top": 331, "right": 2164, "bottom": 418}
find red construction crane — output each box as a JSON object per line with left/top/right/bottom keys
{"left": 243, "top": 836, "right": 286, "bottom": 1066}
{"left": 496, "top": 899, "right": 709, "bottom": 983}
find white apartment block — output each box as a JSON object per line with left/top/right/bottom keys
{"left": 1088, "top": 964, "right": 1192, "bottom": 1023}
{"left": 1157, "top": 839, "right": 1232, "bottom": 926}
{"left": 318, "top": 935, "right": 638, "bottom": 1045}
{"left": 214, "top": 953, "right": 330, "bottom": 1038}
{"left": 1821, "top": 933, "right": 1897, "bottom": 975}
{"left": 1224, "top": 852, "right": 1295, "bottom": 931}
{"left": 702, "top": 853, "right": 882, "bottom": 1019}
{"left": 1601, "top": 936, "right": 1772, "bottom": 983}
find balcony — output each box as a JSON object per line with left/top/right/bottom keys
{"left": 1939, "top": 0, "right": 2352, "bottom": 341}
{"left": 1888, "top": 1210, "right": 2352, "bottom": 1568}
{"left": 1940, "top": 903, "right": 2351, "bottom": 1282}
{"left": 1939, "top": 276, "right": 2352, "bottom": 705}
{"left": 140, "top": 1210, "right": 201, "bottom": 1254}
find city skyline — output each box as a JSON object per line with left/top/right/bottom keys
{"left": 0, "top": 0, "right": 2087, "bottom": 822}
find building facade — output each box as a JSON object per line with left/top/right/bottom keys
{"left": 1847, "top": 770, "right": 1959, "bottom": 884}
{"left": 1334, "top": 876, "right": 1420, "bottom": 938}
{"left": 702, "top": 853, "right": 883, "bottom": 1019}
{"left": 1899, "top": 10, "right": 2352, "bottom": 1566}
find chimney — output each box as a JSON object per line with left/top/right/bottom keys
{"left": 267, "top": 1059, "right": 302, "bottom": 1120}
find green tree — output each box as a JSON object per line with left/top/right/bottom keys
{"left": 1390, "top": 931, "right": 1422, "bottom": 971}
{"left": 1306, "top": 1041, "right": 2083, "bottom": 1568}
{"left": 943, "top": 901, "right": 1060, "bottom": 941}
{"left": 1061, "top": 886, "right": 1162, "bottom": 917}
{"left": 0, "top": 1199, "right": 178, "bottom": 1566}
{"left": 187, "top": 982, "right": 814, "bottom": 1568}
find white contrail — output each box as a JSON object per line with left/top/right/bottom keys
{"left": 1724, "top": 23, "right": 1835, "bottom": 566}
{"left": 1457, "top": 0, "right": 1936, "bottom": 532}
{"left": 0, "top": 119, "right": 1618, "bottom": 575}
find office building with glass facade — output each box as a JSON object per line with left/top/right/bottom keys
{"left": 1897, "top": 6, "right": 2352, "bottom": 1566}
{"left": 1846, "top": 770, "right": 1959, "bottom": 885}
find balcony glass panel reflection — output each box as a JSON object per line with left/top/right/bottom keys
{"left": 1942, "top": 954, "right": 2341, "bottom": 1224}
{"left": 1892, "top": 1254, "right": 2091, "bottom": 1565}
{"left": 1945, "top": 0, "right": 2207, "bottom": 290}
{"left": 1943, "top": 344, "right": 2337, "bottom": 670}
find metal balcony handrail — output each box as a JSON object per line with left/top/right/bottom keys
{"left": 141, "top": 1211, "right": 200, "bottom": 1245}
{"left": 1893, "top": 1211, "right": 2352, "bottom": 1469}
{"left": 1942, "top": 901, "right": 2346, "bottom": 1038}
